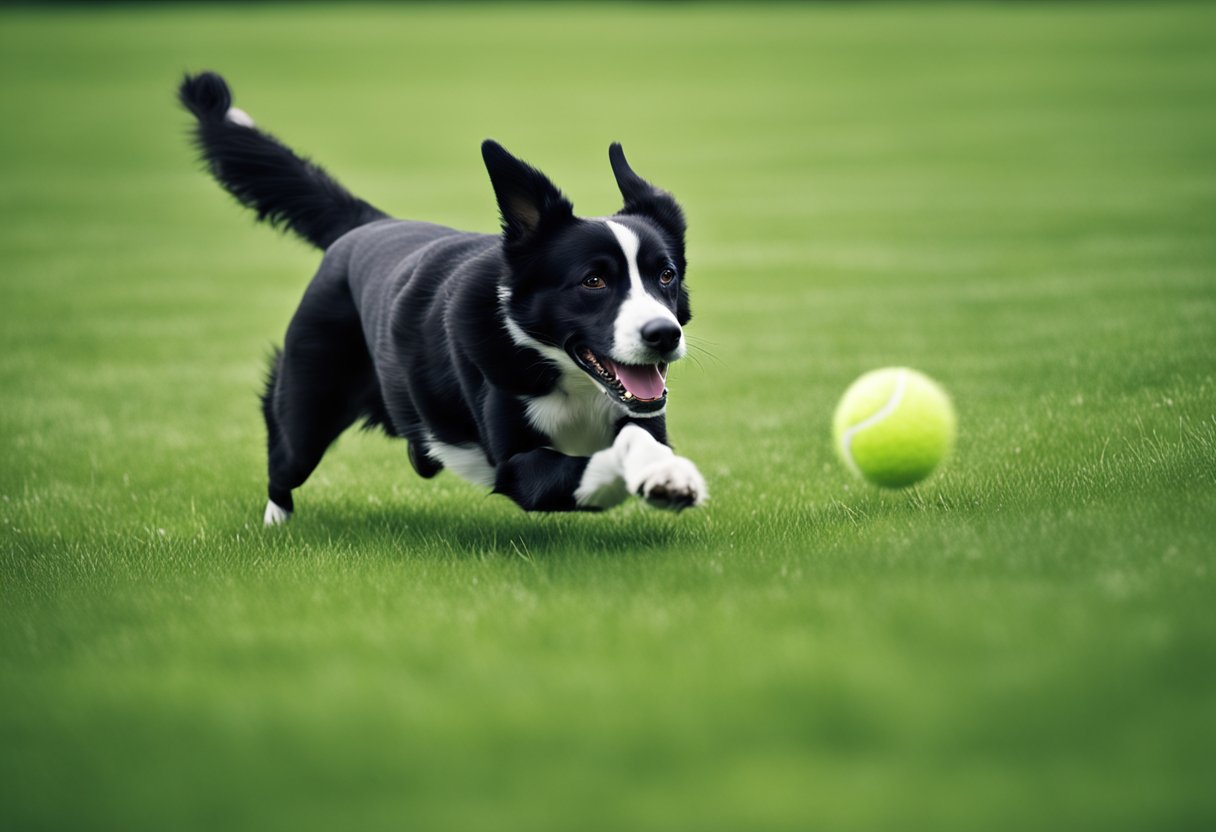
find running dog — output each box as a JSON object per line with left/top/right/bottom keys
{"left": 179, "top": 72, "right": 707, "bottom": 525}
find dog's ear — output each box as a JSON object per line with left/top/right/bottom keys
{"left": 609, "top": 143, "right": 686, "bottom": 241}
{"left": 482, "top": 140, "right": 574, "bottom": 247}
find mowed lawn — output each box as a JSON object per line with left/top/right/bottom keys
{"left": 2, "top": 3, "right": 1214, "bottom": 830}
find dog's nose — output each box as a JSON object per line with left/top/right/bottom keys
{"left": 641, "top": 319, "right": 682, "bottom": 354}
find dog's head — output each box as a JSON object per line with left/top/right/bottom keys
{"left": 484, "top": 140, "right": 690, "bottom": 416}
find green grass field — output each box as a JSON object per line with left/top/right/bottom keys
{"left": 2, "top": 3, "right": 1214, "bottom": 830}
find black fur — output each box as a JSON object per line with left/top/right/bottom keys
{"left": 179, "top": 72, "right": 386, "bottom": 249}
{"left": 179, "top": 71, "right": 701, "bottom": 517}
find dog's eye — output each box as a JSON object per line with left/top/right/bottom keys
{"left": 659, "top": 268, "right": 677, "bottom": 286}
{"left": 582, "top": 274, "right": 607, "bottom": 290}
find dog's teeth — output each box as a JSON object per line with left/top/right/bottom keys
{"left": 623, "top": 392, "right": 633, "bottom": 400}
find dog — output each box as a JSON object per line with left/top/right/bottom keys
{"left": 179, "top": 72, "right": 707, "bottom": 525}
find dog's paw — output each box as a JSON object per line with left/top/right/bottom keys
{"left": 634, "top": 456, "right": 707, "bottom": 512}
{"left": 263, "top": 500, "right": 292, "bottom": 527}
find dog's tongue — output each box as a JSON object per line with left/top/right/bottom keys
{"left": 608, "top": 360, "right": 666, "bottom": 401}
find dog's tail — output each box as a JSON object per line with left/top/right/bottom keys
{"left": 178, "top": 71, "right": 387, "bottom": 250}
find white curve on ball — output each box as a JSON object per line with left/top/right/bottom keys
{"left": 840, "top": 368, "right": 908, "bottom": 475}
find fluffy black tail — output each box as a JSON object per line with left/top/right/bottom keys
{"left": 178, "top": 71, "right": 387, "bottom": 249}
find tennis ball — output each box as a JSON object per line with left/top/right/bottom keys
{"left": 833, "top": 367, "right": 956, "bottom": 488}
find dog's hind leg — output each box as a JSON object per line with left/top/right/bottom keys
{"left": 262, "top": 269, "right": 376, "bottom": 526}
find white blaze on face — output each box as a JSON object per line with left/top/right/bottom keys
{"left": 602, "top": 220, "right": 684, "bottom": 364}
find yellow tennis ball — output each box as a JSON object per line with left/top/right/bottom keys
{"left": 833, "top": 367, "right": 956, "bottom": 488}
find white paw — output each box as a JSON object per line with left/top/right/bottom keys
{"left": 263, "top": 500, "right": 292, "bottom": 527}
{"left": 632, "top": 456, "right": 707, "bottom": 511}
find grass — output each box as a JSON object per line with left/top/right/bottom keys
{"left": 2, "top": 2, "right": 1215, "bottom": 830}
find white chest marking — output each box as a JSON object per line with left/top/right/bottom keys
{"left": 525, "top": 371, "right": 620, "bottom": 457}
{"left": 602, "top": 220, "right": 685, "bottom": 365}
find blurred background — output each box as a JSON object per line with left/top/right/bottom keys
{"left": 1, "top": 3, "right": 1214, "bottom": 831}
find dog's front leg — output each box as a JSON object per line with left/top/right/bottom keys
{"left": 493, "top": 447, "right": 605, "bottom": 512}
{"left": 576, "top": 424, "right": 708, "bottom": 512}
{"left": 492, "top": 426, "right": 707, "bottom": 513}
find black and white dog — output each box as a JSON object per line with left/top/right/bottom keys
{"left": 179, "top": 72, "right": 707, "bottom": 525}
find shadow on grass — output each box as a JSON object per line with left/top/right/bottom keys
{"left": 278, "top": 498, "right": 694, "bottom": 560}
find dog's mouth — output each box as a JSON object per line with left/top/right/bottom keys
{"left": 573, "top": 345, "right": 668, "bottom": 412}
